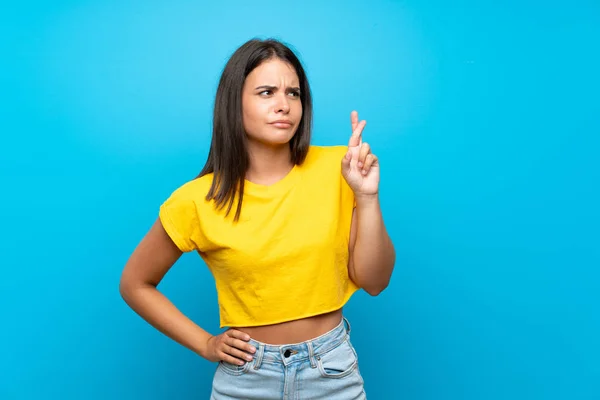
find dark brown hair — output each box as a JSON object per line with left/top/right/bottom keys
{"left": 198, "top": 38, "right": 313, "bottom": 221}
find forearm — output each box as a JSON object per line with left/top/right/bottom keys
{"left": 351, "top": 194, "right": 396, "bottom": 295}
{"left": 120, "top": 283, "right": 212, "bottom": 359}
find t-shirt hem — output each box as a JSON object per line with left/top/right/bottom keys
{"left": 219, "top": 286, "right": 360, "bottom": 328}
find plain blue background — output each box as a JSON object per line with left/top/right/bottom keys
{"left": 1, "top": 1, "right": 599, "bottom": 399}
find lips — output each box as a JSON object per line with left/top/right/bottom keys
{"left": 270, "top": 120, "right": 293, "bottom": 128}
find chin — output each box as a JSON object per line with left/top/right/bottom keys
{"left": 259, "top": 132, "right": 297, "bottom": 146}
{"left": 265, "top": 137, "right": 294, "bottom": 147}
{"left": 247, "top": 125, "right": 299, "bottom": 147}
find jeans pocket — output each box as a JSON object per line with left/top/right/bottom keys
{"left": 316, "top": 338, "right": 359, "bottom": 379}
{"left": 217, "top": 359, "right": 252, "bottom": 376}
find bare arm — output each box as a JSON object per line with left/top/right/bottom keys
{"left": 347, "top": 195, "right": 396, "bottom": 296}
{"left": 119, "top": 218, "right": 214, "bottom": 357}
{"left": 119, "top": 218, "right": 255, "bottom": 364}
{"left": 342, "top": 111, "right": 396, "bottom": 296}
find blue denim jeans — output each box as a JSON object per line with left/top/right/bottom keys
{"left": 210, "top": 317, "right": 367, "bottom": 399}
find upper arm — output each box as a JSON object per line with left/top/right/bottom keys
{"left": 119, "top": 217, "right": 183, "bottom": 290}
{"left": 347, "top": 208, "right": 358, "bottom": 284}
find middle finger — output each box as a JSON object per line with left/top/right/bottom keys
{"left": 358, "top": 142, "right": 371, "bottom": 167}
{"left": 225, "top": 345, "right": 254, "bottom": 362}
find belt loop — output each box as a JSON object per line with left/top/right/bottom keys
{"left": 307, "top": 341, "right": 317, "bottom": 368}
{"left": 343, "top": 316, "right": 351, "bottom": 335}
{"left": 253, "top": 343, "right": 265, "bottom": 370}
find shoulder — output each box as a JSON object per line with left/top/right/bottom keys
{"left": 299, "top": 145, "right": 349, "bottom": 188}
{"left": 159, "top": 174, "right": 214, "bottom": 253}
{"left": 303, "top": 145, "right": 347, "bottom": 166}
{"left": 163, "top": 173, "right": 214, "bottom": 204}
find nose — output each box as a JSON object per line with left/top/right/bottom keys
{"left": 275, "top": 93, "right": 290, "bottom": 114}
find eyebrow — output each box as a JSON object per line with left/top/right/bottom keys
{"left": 255, "top": 85, "right": 301, "bottom": 92}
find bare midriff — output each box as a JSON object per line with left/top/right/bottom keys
{"left": 235, "top": 309, "right": 344, "bottom": 345}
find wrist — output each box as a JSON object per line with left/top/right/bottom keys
{"left": 196, "top": 333, "right": 214, "bottom": 360}
{"left": 354, "top": 192, "right": 379, "bottom": 207}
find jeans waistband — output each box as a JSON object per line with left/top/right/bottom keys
{"left": 248, "top": 316, "right": 351, "bottom": 369}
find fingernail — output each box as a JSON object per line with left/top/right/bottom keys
{"left": 358, "top": 162, "right": 363, "bottom": 168}
{"left": 238, "top": 360, "right": 245, "bottom": 365}
{"left": 362, "top": 169, "right": 367, "bottom": 175}
{"left": 246, "top": 355, "right": 253, "bottom": 361}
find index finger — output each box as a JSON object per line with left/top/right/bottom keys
{"left": 227, "top": 329, "right": 251, "bottom": 341}
{"left": 351, "top": 110, "right": 358, "bottom": 131}
{"left": 348, "top": 120, "right": 366, "bottom": 147}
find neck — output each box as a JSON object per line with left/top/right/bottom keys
{"left": 245, "top": 141, "right": 294, "bottom": 186}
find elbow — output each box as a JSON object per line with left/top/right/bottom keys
{"left": 351, "top": 245, "right": 395, "bottom": 297}
{"left": 365, "top": 287, "right": 384, "bottom": 297}
{"left": 352, "top": 262, "right": 394, "bottom": 297}
{"left": 362, "top": 281, "right": 389, "bottom": 297}
{"left": 350, "top": 263, "right": 394, "bottom": 297}
{"left": 119, "top": 275, "right": 133, "bottom": 301}
{"left": 353, "top": 272, "right": 390, "bottom": 296}
{"left": 118, "top": 273, "right": 144, "bottom": 302}
{"left": 119, "top": 272, "right": 157, "bottom": 301}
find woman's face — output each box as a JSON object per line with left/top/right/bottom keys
{"left": 242, "top": 58, "right": 302, "bottom": 148}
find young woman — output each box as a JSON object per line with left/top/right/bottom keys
{"left": 119, "top": 38, "right": 395, "bottom": 399}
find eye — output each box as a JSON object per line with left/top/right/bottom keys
{"left": 288, "top": 90, "right": 301, "bottom": 98}
{"left": 259, "top": 90, "right": 272, "bottom": 96}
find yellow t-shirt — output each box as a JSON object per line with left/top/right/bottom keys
{"left": 159, "top": 145, "right": 359, "bottom": 328}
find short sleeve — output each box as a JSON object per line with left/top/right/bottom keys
{"left": 159, "top": 191, "right": 203, "bottom": 253}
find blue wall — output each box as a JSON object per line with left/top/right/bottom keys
{"left": 1, "top": 1, "right": 599, "bottom": 399}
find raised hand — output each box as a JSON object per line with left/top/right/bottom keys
{"left": 341, "top": 110, "right": 380, "bottom": 197}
